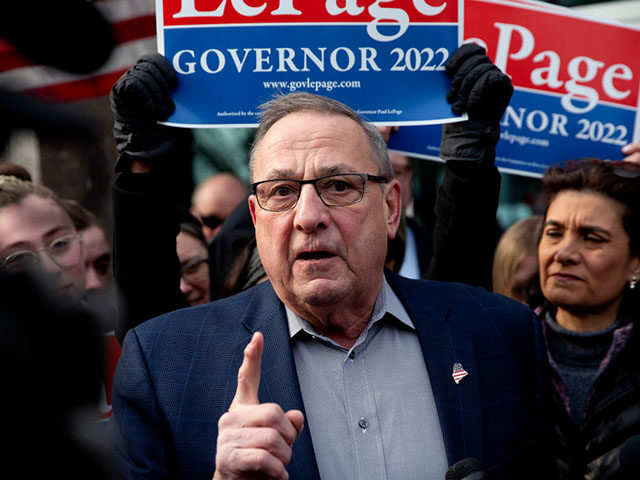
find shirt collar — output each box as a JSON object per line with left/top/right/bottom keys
{"left": 286, "top": 277, "right": 415, "bottom": 340}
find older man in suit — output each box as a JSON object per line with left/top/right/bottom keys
{"left": 108, "top": 46, "right": 555, "bottom": 480}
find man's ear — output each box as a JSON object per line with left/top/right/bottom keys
{"left": 248, "top": 196, "right": 258, "bottom": 226}
{"left": 385, "top": 179, "right": 402, "bottom": 240}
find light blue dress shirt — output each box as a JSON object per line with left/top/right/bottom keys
{"left": 286, "top": 278, "right": 448, "bottom": 479}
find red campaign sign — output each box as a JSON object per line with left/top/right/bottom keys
{"left": 161, "top": 0, "right": 457, "bottom": 26}
{"left": 464, "top": 0, "right": 640, "bottom": 111}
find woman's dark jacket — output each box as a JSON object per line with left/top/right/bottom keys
{"left": 539, "top": 304, "right": 640, "bottom": 480}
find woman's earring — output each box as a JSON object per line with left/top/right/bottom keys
{"left": 631, "top": 276, "right": 638, "bottom": 290}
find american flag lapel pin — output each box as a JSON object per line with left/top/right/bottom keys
{"left": 452, "top": 363, "right": 468, "bottom": 384}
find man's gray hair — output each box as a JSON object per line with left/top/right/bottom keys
{"left": 249, "top": 92, "right": 392, "bottom": 182}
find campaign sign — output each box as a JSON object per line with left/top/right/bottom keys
{"left": 156, "top": 0, "right": 463, "bottom": 127}
{"left": 388, "top": 0, "right": 640, "bottom": 177}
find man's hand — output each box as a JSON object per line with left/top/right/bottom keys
{"left": 440, "top": 43, "right": 513, "bottom": 163}
{"left": 622, "top": 142, "right": 640, "bottom": 164}
{"left": 376, "top": 126, "right": 399, "bottom": 144}
{"left": 446, "top": 43, "right": 513, "bottom": 124}
{"left": 213, "top": 333, "right": 304, "bottom": 480}
{"left": 110, "top": 53, "right": 181, "bottom": 172}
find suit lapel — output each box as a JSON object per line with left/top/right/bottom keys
{"left": 388, "top": 273, "right": 484, "bottom": 466}
{"left": 238, "top": 282, "right": 320, "bottom": 479}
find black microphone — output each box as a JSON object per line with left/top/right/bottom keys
{"left": 445, "top": 458, "right": 489, "bottom": 480}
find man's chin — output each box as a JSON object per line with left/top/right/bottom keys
{"left": 292, "top": 277, "right": 348, "bottom": 307}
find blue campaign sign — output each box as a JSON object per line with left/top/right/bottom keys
{"left": 157, "top": 1, "right": 464, "bottom": 127}
{"left": 388, "top": 89, "right": 639, "bottom": 178}
{"left": 388, "top": 0, "right": 640, "bottom": 177}
{"left": 496, "top": 90, "right": 637, "bottom": 177}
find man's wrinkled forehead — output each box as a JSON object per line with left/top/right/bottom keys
{"left": 254, "top": 111, "right": 373, "bottom": 175}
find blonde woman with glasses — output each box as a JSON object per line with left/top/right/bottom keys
{"left": 0, "top": 175, "right": 86, "bottom": 304}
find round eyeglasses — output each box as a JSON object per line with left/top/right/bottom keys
{"left": 3, "top": 233, "right": 83, "bottom": 272}
{"left": 251, "top": 173, "right": 388, "bottom": 212}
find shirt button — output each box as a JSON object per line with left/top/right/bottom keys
{"left": 358, "top": 418, "right": 368, "bottom": 429}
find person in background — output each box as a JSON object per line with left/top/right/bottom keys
{"left": 190, "top": 172, "right": 249, "bottom": 242}
{"left": 53, "top": 197, "right": 120, "bottom": 433}
{"left": 60, "top": 198, "right": 116, "bottom": 341}
{"left": 219, "top": 237, "right": 267, "bottom": 298}
{"left": 176, "top": 208, "right": 211, "bottom": 305}
{"left": 0, "top": 266, "right": 111, "bottom": 480}
{"left": 536, "top": 158, "right": 640, "bottom": 479}
{"left": 388, "top": 150, "right": 433, "bottom": 279}
{"left": 0, "top": 175, "right": 120, "bottom": 434}
{"left": 61, "top": 198, "right": 112, "bottom": 295}
{"left": 492, "top": 214, "right": 544, "bottom": 309}
{"left": 0, "top": 175, "right": 86, "bottom": 304}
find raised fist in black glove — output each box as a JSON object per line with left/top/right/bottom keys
{"left": 110, "top": 53, "right": 181, "bottom": 171}
{"left": 440, "top": 43, "right": 513, "bottom": 163}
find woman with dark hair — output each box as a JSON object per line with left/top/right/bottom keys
{"left": 537, "top": 158, "right": 640, "bottom": 479}
{"left": 176, "top": 208, "right": 211, "bottom": 306}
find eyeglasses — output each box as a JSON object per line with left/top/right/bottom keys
{"left": 198, "top": 214, "right": 225, "bottom": 230}
{"left": 560, "top": 159, "right": 640, "bottom": 179}
{"left": 3, "top": 233, "right": 83, "bottom": 273}
{"left": 180, "top": 257, "right": 208, "bottom": 283}
{"left": 612, "top": 161, "right": 640, "bottom": 179}
{"left": 251, "top": 173, "right": 388, "bottom": 212}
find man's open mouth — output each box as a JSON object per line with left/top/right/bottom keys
{"left": 298, "top": 251, "right": 334, "bottom": 260}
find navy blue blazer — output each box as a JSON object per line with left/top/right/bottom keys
{"left": 107, "top": 272, "right": 554, "bottom": 479}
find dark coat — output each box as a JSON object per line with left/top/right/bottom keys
{"left": 107, "top": 271, "right": 555, "bottom": 480}
{"left": 541, "top": 306, "right": 640, "bottom": 480}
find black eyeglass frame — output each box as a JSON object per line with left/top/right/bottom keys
{"left": 612, "top": 162, "right": 640, "bottom": 179}
{"left": 180, "top": 257, "right": 208, "bottom": 275}
{"left": 198, "top": 214, "right": 225, "bottom": 230}
{"left": 560, "top": 159, "right": 640, "bottom": 179}
{"left": 250, "top": 173, "right": 389, "bottom": 212}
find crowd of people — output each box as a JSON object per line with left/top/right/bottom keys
{"left": 1, "top": 36, "right": 640, "bottom": 480}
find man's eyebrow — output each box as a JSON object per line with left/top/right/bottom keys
{"left": 264, "top": 169, "right": 296, "bottom": 180}
{"left": 318, "top": 165, "right": 357, "bottom": 176}
{"left": 264, "top": 165, "right": 358, "bottom": 180}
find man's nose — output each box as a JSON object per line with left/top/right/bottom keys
{"left": 293, "top": 184, "right": 329, "bottom": 233}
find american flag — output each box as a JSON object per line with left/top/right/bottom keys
{"left": 452, "top": 363, "right": 468, "bottom": 384}
{"left": 0, "top": 0, "right": 156, "bottom": 102}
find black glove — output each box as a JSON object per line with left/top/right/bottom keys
{"left": 110, "top": 53, "right": 180, "bottom": 172}
{"left": 440, "top": 43, "right": 513, "bottom": 163}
